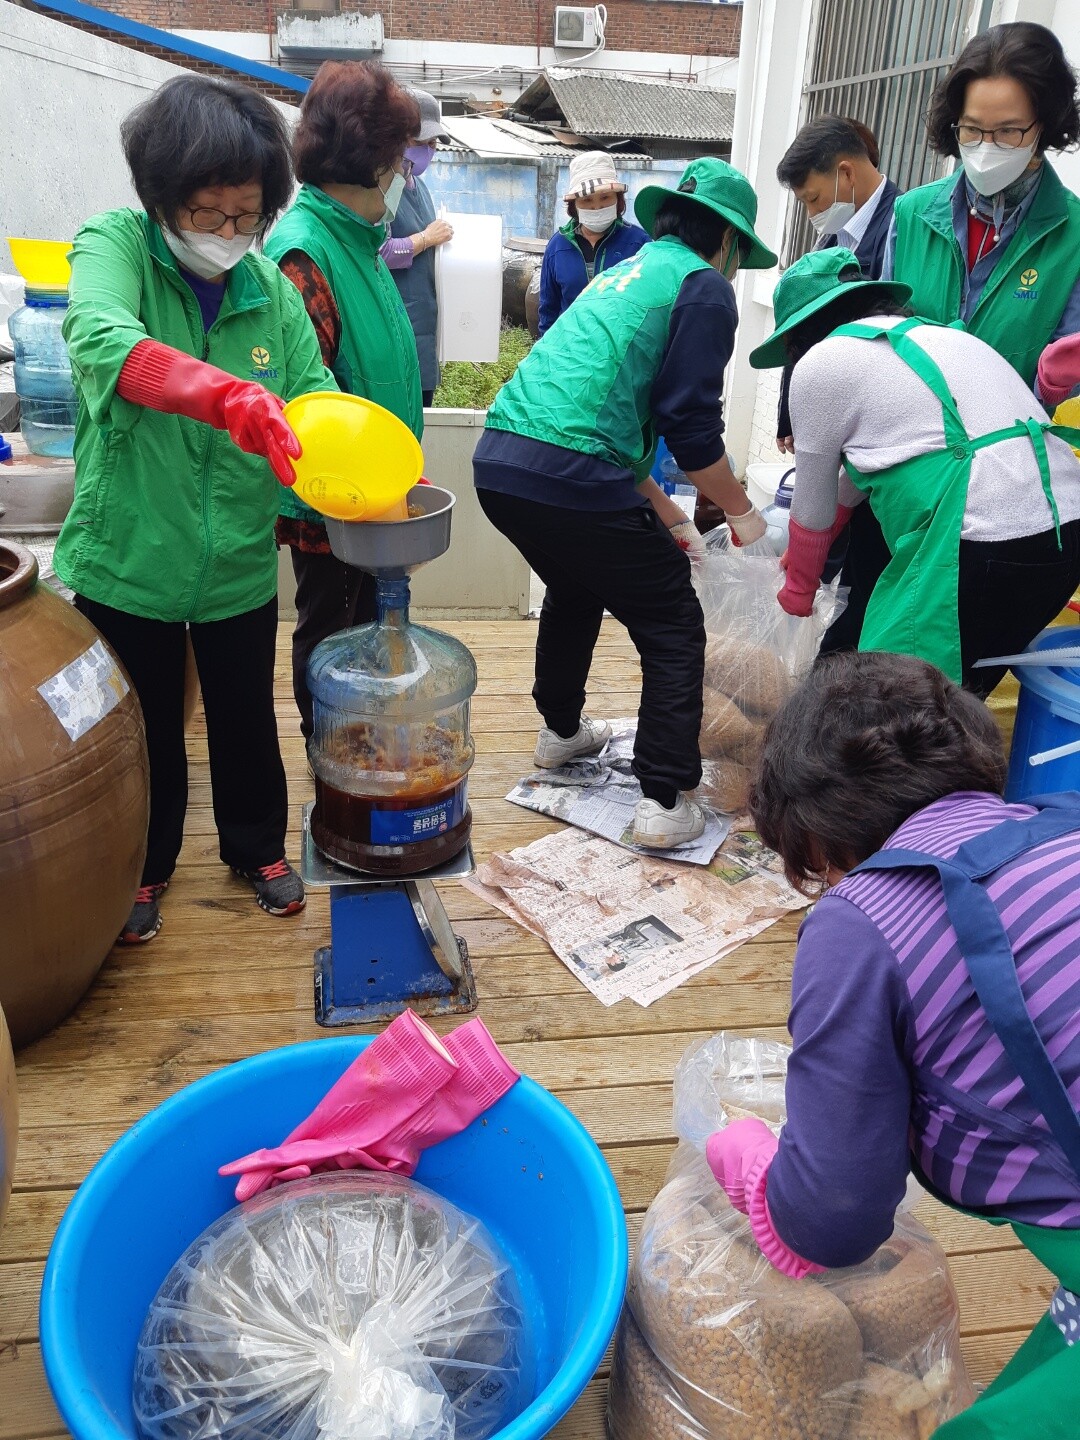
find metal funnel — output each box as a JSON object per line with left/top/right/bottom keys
{"left": 324, "top": 485, "right": 456, "bottom": 577}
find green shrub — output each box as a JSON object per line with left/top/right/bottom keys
{"left": 432, "top": 325, "right": 533, "bottom": 410}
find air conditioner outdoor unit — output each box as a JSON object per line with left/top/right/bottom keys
{"left": 554, "top": 6, "right": 600, "bottom": 48}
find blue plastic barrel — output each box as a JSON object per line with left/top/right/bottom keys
{"left": 1005, "top": 627, "right": 1080, "bottom": 801}
{"left": 40, "top": 1037, "right": 628, "bottom": 1440}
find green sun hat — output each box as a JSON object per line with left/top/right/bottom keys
{"left": 634, "top": 158, "right": 778, "bottom": 270}
{"left": 749, "top": 247, "right": 913, "bottom": 369}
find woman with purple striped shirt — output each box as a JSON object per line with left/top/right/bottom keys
{"left": 708, "top": 649, "right": 1080, "bottom": 1439}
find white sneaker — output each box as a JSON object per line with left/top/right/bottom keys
{"left": 533, "top": 716, "right": 612, "bottom": 769}
{"left": 633, "top": 793, "right": 707, "bottom": 849}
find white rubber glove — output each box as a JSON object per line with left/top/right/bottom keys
{"left": 670, "top": 520, "right": 707, "bottom": 560}
{"left": 726, "top": 503, "right": 768, "bottom": 547}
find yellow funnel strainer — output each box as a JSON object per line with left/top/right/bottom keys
{"left": 8, "top": 238, "right": 73, "bottom": 293}
{"left": 283, "top": 392, "right": 424, "bottom": 521}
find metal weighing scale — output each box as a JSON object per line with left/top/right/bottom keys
{"left": 300, "top": 483, "right": 480, "bottom": 1026}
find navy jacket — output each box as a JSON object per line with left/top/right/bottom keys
{"left": 777, "top": 178, "right": 901, "bottom": 438}
{"left": 537, "top": 218, "right": 649, "bottom": 335}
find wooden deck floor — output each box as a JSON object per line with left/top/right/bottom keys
{"left": 0, "top": 618, "right": 1055, "bottom": 1439}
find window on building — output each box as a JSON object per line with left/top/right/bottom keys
{"left": 780, "top": 0, "right": 987, "bottom": 266}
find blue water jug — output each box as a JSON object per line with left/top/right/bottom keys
{"left": 9, "top": 289, "right": 77, "bottom": 457}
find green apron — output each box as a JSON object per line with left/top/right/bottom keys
{"left": 832, "top": 317, "right": 1080, "bottom": 683}
{"left": 853, "top": 795, "right": 1080, "bottom": 1439}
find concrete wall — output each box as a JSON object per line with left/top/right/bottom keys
{"left": 0, "top": 3, "right": 298, "bottom": 273}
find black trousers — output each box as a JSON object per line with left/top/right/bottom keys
{"left": 75, "top": 594, "right": 289, "bottom": 884}
{"left": 422, "top": 389, "right": 435, "bottom": 408}
{"left": 478, "top": 489, "right": 706, "bottom": 805}
{"left": 818, "top": 516, "right": 1080, "bottom": 698}
{"left": 287, "top": 547, "right": 378, "bottom": 739}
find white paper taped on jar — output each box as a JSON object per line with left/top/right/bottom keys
{"left": 435, "top": 211, "right": 503, "bottom": 364}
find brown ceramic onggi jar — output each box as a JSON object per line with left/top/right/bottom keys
{"left": 0, "top": 542, "right": 149, "bottom": 1048}
{"left": 0, "top": 1004, "right": 16, "bottom": 1230}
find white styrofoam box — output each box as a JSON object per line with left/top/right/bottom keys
{"left": 435, "top": 212, "right": 503, "bottom": 364}
{"left": 745, "top": 461, "right": 794, "bottom": 512}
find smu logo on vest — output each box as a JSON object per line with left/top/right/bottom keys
{"left": 249, "top": 345, "right": 279, "bottom": 380}
{"left": 1014, "top": 268, "right": 1040, "bottom": 303}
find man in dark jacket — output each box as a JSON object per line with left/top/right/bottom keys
{"left": 775, "top": 114, "right": 901, "bottom": 447}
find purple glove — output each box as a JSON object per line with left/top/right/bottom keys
{"left": 706, "top": 1117, "right": 825, "bottom": 1280}
{"left": 1037, "top": 333, "right": 1080, "bottom": 411}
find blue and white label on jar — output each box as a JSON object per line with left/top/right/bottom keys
{"left": 38, "top": 638, "right": 129, "bottom": 742}
{"left": 369, "top": 782, "right": 467, "bottom": 846}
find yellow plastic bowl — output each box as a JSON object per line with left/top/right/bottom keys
{"left": 8, "top": 238, "right": 73, "bottom": 292}
{"left": 283, "top": 392, "right": 424, "bottom": 521}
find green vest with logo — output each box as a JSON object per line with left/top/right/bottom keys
{"left": 890, "top": 164, "right": 1080, "bottom": 385}
{"left": 486, "top": 235, "right": 713, "bottom": 480}
{"left": 54, "top": 208, "right": 335, "bottom": 623}
{"left": 264, "top": 184, "right": 424, "bottom": 522}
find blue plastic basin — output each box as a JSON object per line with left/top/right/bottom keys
{"left": 1005, "top": 626, "right": 1080, "bottom": 801}
{"left": 40, "top": 1038, "right": 628, "bottom": 1440}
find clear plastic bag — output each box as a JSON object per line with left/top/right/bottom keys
{"left": 672, "top": 1031, "right": 791, "bottom": 1149}
{"left": 608, "top": 1036, "right": 975, "bottom": 1440}
{"left": 694, "top": 529, "right": 846, "bottom": 815}
{"left": 133, "top": 1172, "right": 533, "bottom": 1440}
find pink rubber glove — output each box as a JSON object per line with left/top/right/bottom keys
{"left": 706, "top": 1117, "right": 779, "bottom": 1212}
{"left": 373, "top": 1017, "right": 520, "bottom": 1172}
{"left": 707, "top": 1118, "right": 824, "bottom": 1280}
{"left": 117, "top": 338, "right": 301, "bottom": 486}
{"left": 1037, "top": 333, "right": 1080, "bottom": 410}
{"left": 219, "top": 1009, "right": 459, "bottom": 1200}
{"left": 777, "top": 506, "right": 853, "bottom": 617}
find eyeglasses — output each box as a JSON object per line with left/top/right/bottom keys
{"left": 184, "top": 207, "right": 267, "bottom": 235}
{"left": 952, "top": 120, "right": 1039, "bottom": 151}
{"left": 400, "top": 156, "right": 415, "bottom": 179}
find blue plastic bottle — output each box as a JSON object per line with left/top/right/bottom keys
{"left": 9, "top": 288, "right": 77, "bottom": 457}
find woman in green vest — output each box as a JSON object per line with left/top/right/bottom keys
{"left": 265, "top": 60, "right": 424, "bottom": 740}
{"left": 54, "top": 75, "right": 337, "bottom": 942}
{"left": 474, "top": 159, "right": 777, "bottom": 850}
{"left": 749, "top": 248, "right": 1080, "bottom": 692}
{"left": 883, "top": 22, "right": 1080, "bottom": 392}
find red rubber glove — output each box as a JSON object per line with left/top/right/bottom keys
{"left": 117, "top": 339, "right": 301, "bottom": 486}
{"left": 707, "top": 1117, "right": 824, "bottom": 1280}
{"left": 777, "top": 506, "right": 854, "bottom": 616}
{"left": 1037, "top": 333, "right": 1080, "bottom": 411}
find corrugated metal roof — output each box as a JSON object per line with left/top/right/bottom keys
{"left": 517, "top": 69, "right": 735, "bottom": 143}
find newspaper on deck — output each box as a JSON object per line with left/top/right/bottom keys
{"left": 505, "top": 720, "right": 729, "bottom": 865}
{"left": 462, "top": 825, "right": 810, "bottom": 1007}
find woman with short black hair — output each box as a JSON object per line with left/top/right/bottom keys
{"left": 264, "top": 60, "right": 425, "bottom": 742}
{"left": 474, "top": 159, "right": 776, "bottom": 850}
{"left": 884, "top": 21, "right": 1080, "bottom": 395}
{"left": 708, "top": 648, "right": 1080, "bottom": 1438}
{"left": 749, "top": 246, "right": 1080, "bottom": 692}
{"left": 54, "top": 73, "right": 336, "bottom": 941}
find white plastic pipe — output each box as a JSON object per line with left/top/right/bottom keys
{"left": 973, "top": 648, "right": 1080, "bottom": 670}
{"left": 1029, "top": 736, "right": 1080, "bottom": 767}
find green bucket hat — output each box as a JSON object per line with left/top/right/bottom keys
{"left": 634, "top": 158, "right": 778, "bottom": 270}
{"left": 749, "top": 247, "right": 913, "bottom": 369}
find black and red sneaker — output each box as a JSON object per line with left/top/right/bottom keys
{"left": 232, "top": 859, "right": 306, "bottom": 916}
{"left": 118, "top": 881, "right": 169, "bottom": 944}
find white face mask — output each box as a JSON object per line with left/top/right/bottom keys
{"left": 809, "top": 170, "right": 857, "bottom": 237}
{"left": 961, "top": 137, "right": 1038, "bottom": 197}
{"left": 380, "top": 171, "right": 407, "bottom": 224}
{"left": 162, "top": 225, "right": 254, "bottom": 279}
{"left": 579, "top": 203, "right": 618, "bottom": 232}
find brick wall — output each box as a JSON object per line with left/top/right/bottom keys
{"left": 84, "top": 0, "right": 741, "bottom": 57}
